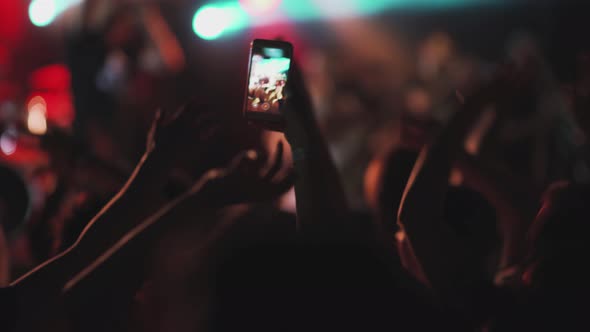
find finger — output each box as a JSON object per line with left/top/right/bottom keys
{"left": 153, "top": 108, "right": 163, "bottom": 125}
{"left": 270, "top": 169, "right": 296, "bottom": 196}
{"left": 165, "top": 100, "right": 211, "bottom": 129}
{"left": 146, "top": 109, "right": 163, "bottom": 146}
{"left": 236, "top": 149, "right": 266, "bottom": 178}
{"left": 206, "top": 149, "right": 260, "bottom": 188}
{"left": 262, "top": 141, "right": 284, "bottom": 181}
{"left": 234, "top": 149, "right": 260, "bottom": 169}
{"left": 161, "top": 104, "right": 186, "bottom": 126}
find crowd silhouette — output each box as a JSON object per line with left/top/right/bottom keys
{"left": 1, "top": 1, "right": 590, "bottom": 331}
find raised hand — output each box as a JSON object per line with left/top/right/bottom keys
{"left": 61, "top": 146, "right": 294, "bottom": 294}
{"left": 144, "top": 101, "right": 221, "bottom": 169}
{"left": 195, "top": 141, "right": 294, "bottom": 206}
{"left": 131, "top": 99, "right": 232, "bottom": 197}
{"left": 281, "top": 61, "right": 350, "bottom": 234}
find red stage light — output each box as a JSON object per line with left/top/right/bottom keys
{"left": 239, "top": 0, "right": 281, "bottom": 15}
{"left": 27, "top": 65, "right": 75, "bottom": 129}
{"left": 29, "top": 64, "right": 71, "bottom": 91}
{"left": 0, "top": 1, "right": 25, "bottom": 46}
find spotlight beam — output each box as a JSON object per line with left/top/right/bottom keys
{"left": 29, "top": 0, "right": 82, "bottom": 27}
{"left": 193, "top": 0, "right": 498, "bottom": 40}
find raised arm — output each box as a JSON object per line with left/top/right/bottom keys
{"left": 455, "top": 151, "right": 540, "bottom": 269}
{"left": 6, "top": 149, "right": 164, "bottom": 331}
{"left": 283, "top": 63, "right": 351, "bottom": 237}
{"left": 6, "top": 102, "right": 293, "bottom": 331}
{"left": 138, "top": 4, "right": 186, "bottom": 73}
{"left": 7, "top": 104, "right": 218, "bottom": 326}
{"left": 397, "top": 86, "right": 502, "bottom": 315}
{"left": 63, "top": 144, "right": 292, "bottom": 292}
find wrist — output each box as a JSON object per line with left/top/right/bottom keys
{"left": 292, "top": 143, "right": 321, "bottom": 170}
{"left": 291, "top": 147, "right": 308, "bottom": 165}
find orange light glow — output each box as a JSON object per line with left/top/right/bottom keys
{"left": 27, "top": 96, "right": 48, "bottom": 135}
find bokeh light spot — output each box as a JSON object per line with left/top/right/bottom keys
{"left": 29, "top": 0, "right": 57, "bottom": 27}
{"left": 193, "top": 5, "right": 230, "bottom": 40}
{"left": 0, "top": 130, "right": 17, "bottom": 155}
{"left": 27, "top": 104, "right": 48, "bottom": 136}
{"left": 193, "top": 3, "right": 249, "bottom": 40}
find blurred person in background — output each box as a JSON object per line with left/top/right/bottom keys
{"left": 65, "top": 0, "right": 185, "bottom": 165}
{"left": 478, "top": 33, "right": 580, "bottom": 187}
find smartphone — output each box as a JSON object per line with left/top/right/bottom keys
{"left": 243, "top": 39, "right": 293, "bottom": 131}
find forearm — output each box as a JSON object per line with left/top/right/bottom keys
{"left": 399, "top": 144, "right": 495, "bottom": 328}
{"left": 285, "top": 63, "right": 352, "bottom": 236}
{"left": 292, "top": 141, "right": 350, "bottom": 235}
{"left": 398, "top": 141, "right": 465, "bottom": 279}
{"left": 139, "top": 5, "right": 185, "bottom": 72}
{"left": 62, "top": 173, "right": 239, "bottom": 293}
{"left": 458, "top": 153, "right": 539, "bottom": 214}
{"left": 457, "top": 153, "right": 539, "bottom": 267}
{"left": 12, "top": 153, "right": 165, "bottom": 288}
{"left": 398, "top": 95, "right": 490, "bottom": 297}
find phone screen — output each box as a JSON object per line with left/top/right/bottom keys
{"left": 246, "top": 42, "right": 292, "bottom": 116}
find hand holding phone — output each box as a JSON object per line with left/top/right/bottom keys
{"left": 243, "top": 39, "right": 293, "bottom": 131}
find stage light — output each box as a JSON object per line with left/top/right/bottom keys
{"left": 0, "top": 129, "right": 17, "bottom": 156}
{"left": 282, "top": 0, "right": 493, "bottom": 21}
{"left": 193, "top": 5, "right": 227, "bottom": 40}
{"left": 29, "top": 0, "right": 57, "bottom": 27}
{"left": 193, "top": 3, "right": 249, "bottom": 40}
{"left": 193, "top": 0, "right": 495, "bottom": 39}
{"left": 29, "top": 0, "right": 82, "bottom": 27}
{"left": 28, "top": 96, "right": 46, "bottom": 109}
{"left": 27, "top": 98, "right": 48, "bottom": 135}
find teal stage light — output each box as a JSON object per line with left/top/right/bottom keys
{"left": 193, "top": 3, "right": 249, "bottom": 40}
{"left": 194, "top": 0, "right": 496, "bottom": 40}
{"left": 29, "top": 0, "right": 82, "bottom": 27}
